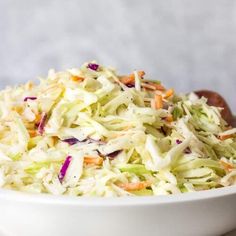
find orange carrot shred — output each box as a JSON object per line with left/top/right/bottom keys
{"left": 12, "top": 106, "right": 23, "bottom": 113}
{"left": 120, "top": 71, "right": 145, "bottom": 85}
{"left": 165, "top": 115, "right": 173, "bottom": 122}
{"left": 141, "top": 83, "right": 156, "bottom": 90}
{"left": 84, "top": 156, "right": 103, "bottom": 165}
{"left": 51, "top": 136, "right": 59, "bottom": 146}
{"left": 118, "top": 181, "right": 151, "bottom": 191}
{"left": 220, "top": 160, "right": 234, "bottom": 171}
{"left": 71, "top": 75, "right": 84, "bottom": 82}
{"left": 137, "top": 71, "right": 145, "bottom": 78}
{"left": 141, "top": 82, "right": 166, "bottom": 91}
{"left": 34, "top": 113, "right": 41, "bottom": 123}
{"left": 164, "top": 88, "right": 174, "bottom": 98}
{"left": 151, "top": 83, "right": 166, "bottom": 91}
{"left": 155, "top": 94, "right": 163, "bottom": 109}
{"left": 218, "top": 134, "right": 233, "bottom": 141}
{"left": 128, "top": 71, "right": 145, "bottom": 80}
{"left": 28, "top": 129, "right": 37, "bottom": 138}
{"left": 120, "top": 76, "right": 135, "bottom": 85}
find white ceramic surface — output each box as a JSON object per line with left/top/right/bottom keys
{"left": 0, "top": 185, "right": 236, "bottom": 236}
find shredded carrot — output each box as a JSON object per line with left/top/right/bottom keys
{"left": 220, "top": 160, "right": 234, "bottom": 171}
{"left": 141, "top": 82, "right": 165, "bottom": 91}
{"left": 218, "top": 134, "right": 233, "bottom": 141}
{"left": 120, "top": 76, "right": 135, "bottom": 85}
{"left": 28, "top": 129, "right": 37, "bottom": 137}
{"left": 84, "top": 156, "right": 103, "bottom": 165}
{"left": 51, "top": 136, "right": 59, "bottom": 146}
{"left": 134, "top": 71, "right": 145, "bottom": 79}
{"left": 34, "top": 113, "right": 42, "bottom": 123}
{"left": 154, "top": 94, "right": 163, "bottom": 109}
{"left": 71, "top": 75, "right": 84, "bottom": 82}
{"left": 141, "top": 83, "right": 156, "bottom": 90}
{"left": 120, "top": 71, "right": 145, "bottom": 85}
{"left": 164, "top": 88, "right": 174, "bottom": 98}
{"left": 151, "top": 83, "right": 166, "bottom": 91}
{"left": 13, "top": 106, "right": 23, "bottom": 113}
{"left": 118, "top": 181, "right": 151, "bottom": 191}
{"left": 165, "top": 115, "right": 173, "bottom": 122}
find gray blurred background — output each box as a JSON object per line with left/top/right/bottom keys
{"left": 0, "top": 0, "right": 236, "bottom": 108}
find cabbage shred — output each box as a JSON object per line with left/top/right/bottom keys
{"left": 0, "top": 62, "right": 235, "bottom": 197}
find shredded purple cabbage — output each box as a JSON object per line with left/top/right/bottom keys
{"left": 176, "top": 139, "right": 192, "bottom": 154}
{"left": 176, "top": 139, "right": 182, "bottom": 144}
{"left": 87, "top": 63, "right": 99, "bottom": 71}
{"left": 38, "top": 112, "right": 47, "bottom": 135}
{"left": 184, "top": 147, "right": 192, "bottom": 154}
{"left": 126, "top": 84, "right": 135, "bottom": 88}
{"left": 96, "top": 149, "right": 122, "bottom": 160}
{"left": 107, "top": 150, "right": 122, "bottom": 159}
{"left": 63, "top": 138, "right": 79, "bottom": 145}
{"left": 62, "top": 137, "right": 105, "bottom": 146}
{"left": 24, "top": 96, "right": 37, "bottom": 102}
{"left": 58, "top": 156, "right": 72, "bottom": 183}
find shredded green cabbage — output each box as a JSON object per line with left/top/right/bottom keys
{"left": 0, "top": 61, "right": 235, "bottom": 197}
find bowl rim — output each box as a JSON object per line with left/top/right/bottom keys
{"left": 0, "top": 184, "right": 236, "bottom": 206}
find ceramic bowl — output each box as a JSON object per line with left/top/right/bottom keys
{"left": 0, "top": 185, "right": 236, "bottom": 236}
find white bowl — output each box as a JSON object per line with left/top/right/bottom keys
{"left": 0, "top": 185, "right": 236, "bottom": 236}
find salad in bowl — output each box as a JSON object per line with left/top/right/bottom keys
{"left": 0, "top": 62, "right": 235, "bottom": 197}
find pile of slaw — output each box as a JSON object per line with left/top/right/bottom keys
{"left": 0, "top": 61, "right": 235, "bottom": 197}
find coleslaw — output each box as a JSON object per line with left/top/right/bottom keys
{"left": 0, "top": 61, "right": 235, "bottom": 197}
